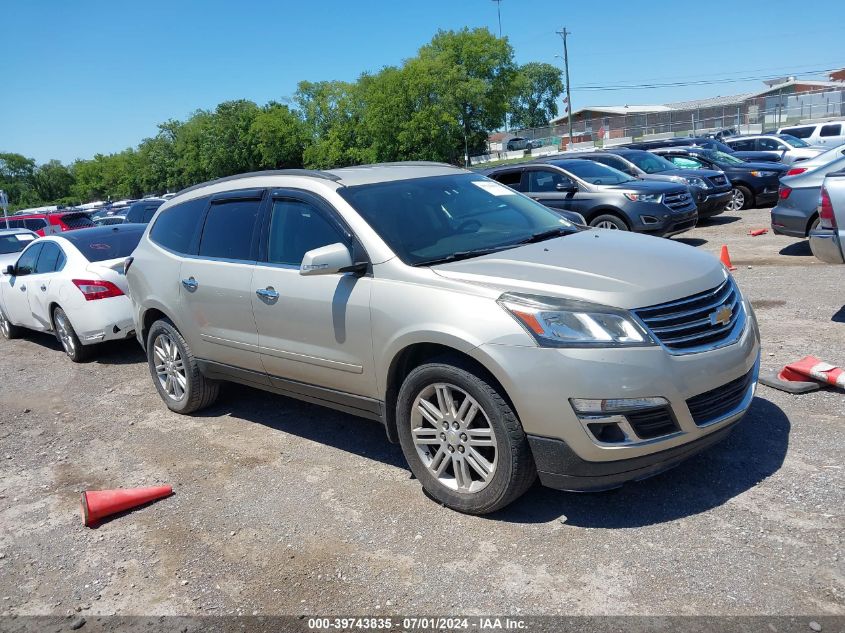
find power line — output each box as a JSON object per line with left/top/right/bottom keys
{"left": 575, "top": 67, "right": 843, "bottom": 91}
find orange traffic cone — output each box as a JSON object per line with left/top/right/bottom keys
{"left": 81, "top": 485, "right": 173, "bottom": 527}
{"left": 719, "top": 245, "right": 737, "bottom": 271}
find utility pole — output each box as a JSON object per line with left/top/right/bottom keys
{"left": 556, "top": 28, "right": 574, "bottom": 147}
{"left": 492, "top": 0, "right": 503, "bottom": 37}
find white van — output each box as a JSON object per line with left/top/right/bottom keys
{"left": 778, "top": 120, "right": 845, "bottom": 148}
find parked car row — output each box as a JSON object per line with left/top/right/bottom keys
{"left": 1, "top": 163, "right": 762, "bottom": 515}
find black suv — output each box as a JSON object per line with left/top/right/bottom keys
{"left": 124, "top": 198, "right": 165, "bottom": 224}
{"left": 565, "top": 149, "right": 732, "bottom": 218}
{"left": 483, "top": 159, "right": 697, "bottom": 236}
{"left": 650, "top": 147, "right": 789, "bottom": 211}
{"left": 624, "top": 137, "right": 780, "bottom": 163}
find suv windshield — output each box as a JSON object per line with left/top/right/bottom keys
{"left": 624, "top": 152, "right": 678, "bottom": 174}
{"left": 338, "top": 173, "right": 576, "bottom": 266}
{"left": 778, "top": 134, "right": 810, "bottom": 148}
{"left": 701, "top": 150, "right": 746, "bottom": 166}
{"left": 554, "top": 160, "right": 635, "bottom": 185}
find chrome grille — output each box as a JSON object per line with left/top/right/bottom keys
{"left": 633, "top": 278, "right": 744, "bottom": 353}
{"left": 708, "top": 174, "right": 728, "bottom": 187}
{"left": 663, "top": 190, "right": 694, "bottom": 211}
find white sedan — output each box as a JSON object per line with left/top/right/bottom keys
{"left": 0, "top": 225, "right": 144, "bottom": 361}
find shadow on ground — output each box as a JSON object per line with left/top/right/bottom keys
{"left": 700, "top": 215, "right": 741, "bottom": 226}
{"left": 779, "top": 240, "right": 812, "bottom": 257}
{"left": 494, "top": 396, "right": 789, "bottom": 527}
{"left": 674, "top": 237, "right": 707, "bottom": 247}
{"left": 14, "top": 331, "right": 145, "bottom": 365}
{"left": 196, "top": 382, "right": 789, "bottom": 529}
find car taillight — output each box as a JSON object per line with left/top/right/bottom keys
{"left": 819, "top": 186, "right": 837, "bottom": 229}
{"left": 72, "top": 279, "right": 125, "bottom": 301}
{"left": 778, "top": 185, "right": 792, "bottom": 200}
{"left": 786, "top": 167, "right": 807, "bottom": 176}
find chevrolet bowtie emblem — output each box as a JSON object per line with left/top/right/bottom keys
{"left": 710, "top": 305, "right": 733, "bottom": 326}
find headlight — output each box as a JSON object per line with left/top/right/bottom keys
{"left": 683, "top": 176, "right": 710, "bottom": 189}
{"left": 750, "top": 170, "right": 777, "bottom": 177}
{"left": 498, "top": 293, "right": 655, "bottom": 348}
{"left": 623, "top": 193, "right": 662, "bottom": 203}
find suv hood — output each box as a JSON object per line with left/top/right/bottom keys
{"left": 600, "top": 179, "right": 686, "bottom": 195}
{"left": 432, "top": 229, "right": 727, "bottom": 310}
{"left": 642, "top": 167, "right": 723, "bottom": 182}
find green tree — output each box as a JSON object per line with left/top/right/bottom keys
{"left": 509, "top": 62, "right": 564, "bottom": 129}
{"left": 0, "top": 153, "right": 37, "bottom": 206}
{"left": 32, "top": 160, "right": 75, "bottom": 202}
{"left": 249, "top": 103, "right": 308, "bottom": 169}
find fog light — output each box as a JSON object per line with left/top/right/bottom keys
{"left": 570, "top": 397, "right": 669, "bottom": 415}
{"left": 640, "top": 215, "right": 659, "bottom": 225}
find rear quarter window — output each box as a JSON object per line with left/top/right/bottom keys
{"left": 782, "top": 126, "right": 815, "bottom": 139}
{"left": 149, "top": 197, "right": 208, "bottom": 254}
{"left": 820, "top": 124, "right": 843, "bottom": 137}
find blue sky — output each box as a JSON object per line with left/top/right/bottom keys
{"left": 2, "top": 0, "right": 843, "bottom": 164}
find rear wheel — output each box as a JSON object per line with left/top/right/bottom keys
{"left": 396, "top": 359, "right": 536, "bottom": 514}
{"left": 53, "top": 307, "right": 91, "bottom": 362}
{"left": 808, "top": 215, "right": 820, "bottom": 235}
{"left": 0, "top": 309, "right": 22, "bottom": 340}
{"left": 589, "top": 214, "right": 629, "bottom": 231}
{"left": 147, "top": 318, "right": 219, "bottom": 414}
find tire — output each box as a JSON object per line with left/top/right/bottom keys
{"left": 396, "top": 358, "right": 536, "bottom": 514}
{"left": 146, "top": 318, "right": 219, "bottom": 414}
{"left": 52, "top": 306, "right": 92, "bottom": 362}
{"left": 808, "top": 215, "right": 820, "bottom": 236}
{"left": 726, "top": 185, "right": 753, "bottom": 212}
{"left": 0, "top": 308, "right": 22, "bottom": 340}
{"left": 589, "top": 213, "right": 629, "bottom": 231}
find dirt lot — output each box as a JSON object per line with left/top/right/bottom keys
{"left": 0, "top": 207, "right": 843, "bottom": 619}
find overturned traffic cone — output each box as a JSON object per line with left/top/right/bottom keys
{"left": 748, "top": 228, "right": 769, "bottom": 237}
{"left": 781, "top": 356, "right": 845, "bottom": 390}
{"left": 81, "top": 485, "right": 173, "bottom": 527}
{"left": 719, "top": 245, "right": 737, "bottom": 271}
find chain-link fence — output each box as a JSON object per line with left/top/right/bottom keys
{"left": 475, "top": 85, "right": 845, "bottom": 164}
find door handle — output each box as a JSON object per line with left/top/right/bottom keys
{"left": 256, "top": 287, "right": 279, "bottom": 301}
{"left": 181, "top": 277, "right": 198, "bottom": 291}
{"left": 40, "top": 285, "right": 47, "bottom": 292}
{"left": 20, "top": 285, "right": 26, "bottom": 292}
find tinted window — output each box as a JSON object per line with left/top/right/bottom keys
{"left": 14, "top": 243, "right": 43, "bottom": 275}
{"left": 821, "top": 124, "right": 842, "bottom": 137}
{"left": 198, "top": 199, "right": 261, "bottom": 261}
{"left": 782, "top": 126, "right": 814, "bottom": 139}
{"left": 527, "top": 169, "right": 574, "bottom": 193}
{"left": 554, "top": 160, "right": 634, "bottom": 185}
{"left": 267, "top": 199, "right": 346, "bottom": 266}
{"left": 491, "top": 170, "right": 523, "bottom": 189}
{"left": 59, "top": 213, "right": 95, "bottom": 230}
{"left": 34, "top": 242, "right": 65, "bottom": 274}
{"left": 624, "top": 152, "right": 677, "bottom": 174}
{"left": 728, "top": 139, "right": 755, "bottom": 151}
{"left": 758, "top": 138, "right": 785, "bottom": 151}
{"left": 65, "top": 228, "right": 144, "bottom": 262}
{"left": 24, "top": 219, "right": 47, "bottom": 231}
{"left": 127, "top": 201, "right": 163, "bottom": 223}
{"left": 338, "top": 173, "right": 575, "bottom": 266}
{"left": 0, "top": 233, "right": 36, "bottom": 255}
{"left": 7, "top": 220, "right": 24, "bottom": 229}
{"left": 142, "top": 207, "right": 158, "bottom": 222}
{"left": 149, "top": 197, "right": 207, "bottom": 254}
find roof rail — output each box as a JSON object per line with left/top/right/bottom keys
{"left": 333, "top": 161, "right": 457, "bottom": 169}
{"left": 174, "top": 169, "right": 342, "bottom": 198}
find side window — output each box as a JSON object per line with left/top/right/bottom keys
{"left": 605, "top": 157, "right": 637, "bottom": 176}
{"left": 820, "top": 124, "right": 842, "bottom": 137}
{"left": 198, "top": 198, "right": 261, "bottom": 261}
{"left": 15, "top": 243, "right": 43, "bottom": 276}
{"left": 527, "top": 169, "right": 572, "bottom": 193}
{"left": 729, "top": 139, "right": 754, "bottom": 151}
{"left": 142, "top": 206, "right": 159, "bottom": 223}
{"left": 24, "top": 219, "right": 47, "bottom": 231}
{"left": 758, "top": 138, "right": 783, "bottom": 151}
{"left": 783, "top": 126, "right": 814, "bottom": 139}
{"left": 491, "top": 170, "right": 523, "bottom": 190}
{"left": 7, "top": 220, "right": 23, "bottom": 229}
{"left": 267, "top": 199, "right": 346, "bottom": 266}
{"left": 34, "top": 242, "right": 65, "bottom": 274}
{"left": 149, "top": 197, "right": 208, "bottom": 254}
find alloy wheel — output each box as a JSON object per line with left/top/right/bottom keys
{"left": 411, "top": 383, "right": 498, "bottom": 493}
{"left": 595, "top": 220, "right": 620, "bottom": 230}
{"left": 54, "top": 311, "right": 76, "bottom": 356}
{"left": 727, "top": 188, "right": 745, "bottom": 211}
{"left": 0, "top": 311, "right": 10, "bottom": 338}
{"left": 153, "top": 333, "right": 187, "bottom": 401}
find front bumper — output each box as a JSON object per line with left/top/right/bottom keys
{"left": 771, "top": 204, "right": 812, "bottom": 237}
{"left": 472, "top": 299, "right": 760, "bottom": 483}
{"left": 753, "top": 185, "right": 780, "bottom": 208}
{"left": 695, "top": 189, "right": 732, "bottom": 217}
{"left": 809, "top": 228, "right": 845, "bottom": 264}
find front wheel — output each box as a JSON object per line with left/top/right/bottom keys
{"left": 147, "top": 318, "right": 219, "bottom": 414}
{"left": 396, "top": 359, "right": 536, "bottom": 514}
{"left": 726, "top": 185, "right": 752, "bottom": 212}
{"left": 590, "top": 214, "right": 629, "bottom": 231}
{"left": 0, "top": 308, "right": 22, "bottom": 340}
{"left": 53, "top": 307, "right": 91, "bottom": 362}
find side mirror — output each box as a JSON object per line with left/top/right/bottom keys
{"left": 3, "top": 265, "right": 14, "bottom": 276}
{"left": 300, "top": 243, "right": 365, "bottom": 276}
{"left": 555, "top": 181, "right": 578, "bottom": 192}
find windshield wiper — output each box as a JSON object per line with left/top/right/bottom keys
{"left": 513, "top": 226, "right": 574, "bottom": 246}
{"left": 414, "top": 246, "right": 511, "bottom": 267}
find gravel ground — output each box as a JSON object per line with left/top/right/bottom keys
{"left": 0, "top": 207, "right": 842, "bottom": 619}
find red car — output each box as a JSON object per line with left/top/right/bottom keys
{"left": 3, "top": 211, "right": 95, "bottom": 236}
